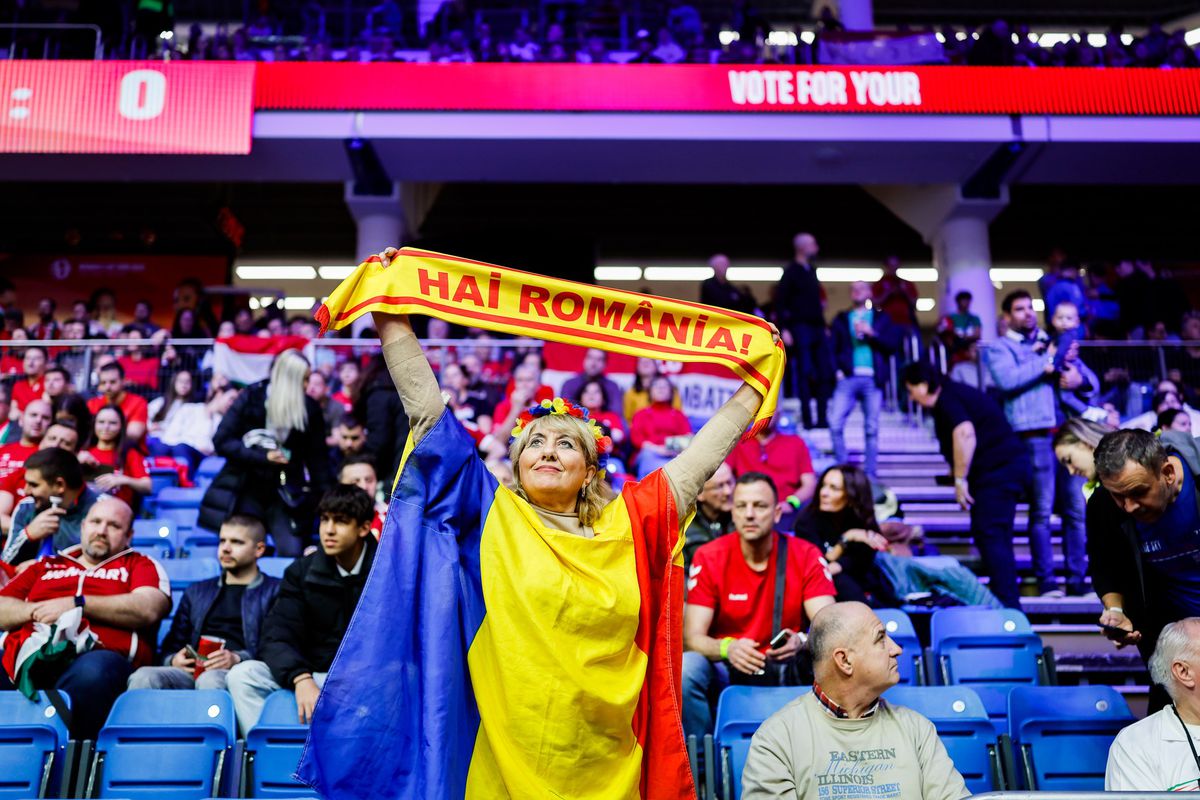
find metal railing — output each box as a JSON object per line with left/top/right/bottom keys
{"left": 1, "top": 23, "right": 103, "bottom": 60}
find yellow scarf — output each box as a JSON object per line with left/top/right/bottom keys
{"left": 315, "top": 247, "right": 785, "bottom": 435}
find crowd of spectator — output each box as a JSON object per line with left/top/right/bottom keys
{"left": 7, "top": 0, "right": 1200, "bottom": 68}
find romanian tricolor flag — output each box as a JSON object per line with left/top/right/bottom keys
{"left": 297, "top": 407, "right": 695, "bottom": 799}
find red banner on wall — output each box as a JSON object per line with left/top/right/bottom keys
{"left": 0, "top": 61, "right": 254, "bottom": 154}
{"left": 253, "top": 62, "right": 1200, "bottom": 116}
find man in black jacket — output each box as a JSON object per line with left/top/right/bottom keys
{"left": 128, "top": 515, "right": 279, "bottom": 689}
{"left": 1089, "top": 428, "right": 1200, "bottom": 711}
{"left": 828, "top": 281, "right": 901, "bottom": 478}
{"left": 226, "top": 485, "right": 376, "bottom": 735}
{"left": 775, "top": 232, "right": 832, "bottom": 429}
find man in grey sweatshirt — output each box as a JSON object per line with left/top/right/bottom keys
{"left": 742, "top": 602, "right": 968, "bottom": 800}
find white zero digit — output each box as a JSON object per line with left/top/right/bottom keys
{"left": 118, "top": 70, "right": 166, "bottom": 120}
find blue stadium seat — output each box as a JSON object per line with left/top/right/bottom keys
{"left": 162, "top": 558, "right": 221, "bottom": 592}
{"left": 0, "top": 691, "right": 71, "bottom": 800}
{"left": 148, "top": 466, "right": 181, "bottom": 495}
{"left": 930, "top": 607, "right": 1049, "bottom": 730}
{"left": 257, "top": 557, "right": 294, "bottom": 580}
{"left": 87, "top": 689, "right": 235, "bottom": 799}
{"left": 710, "top": 686, "right": 802, "bottom": 800}
{"left": 133, "top": 519, "right": 178, "bottom": 550}
{"left": 132, "top": 541, "right": 174, "bottom": 560}
{"left": 155, "top": 487, "right": 206, "bottom": 534}
{"left": 1007, "top": 685, "right": 1133, "bottom": 791}
{"left": 194, "top": 457, "right": 225, "bottom": 489}
{"left": 876, "top": 608, "right": 923, "bottom": 685}
{"left": 884, "top": 685, "right": 1005, "bottom": 794}
{"left": 243, "top": 691, "right": 318, "bottom": 798}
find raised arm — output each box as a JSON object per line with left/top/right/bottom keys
{"left": 662, "top": 382, "right": 762, "bottom": 516}
{"left": 374, "top": 311, "right": 446, "bottom": 447}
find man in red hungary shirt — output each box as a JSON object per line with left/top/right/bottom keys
{"left": 0, "top": 399, "right": 51, "bottom": 481}
{"left": 0, "top": 495, "right": 170, "bottom": 738}
{"left": 682, "top": 471, "right": 836, "bottom": 740}
{"left": 86, "top": 361, "right": 149, "bottom": 446}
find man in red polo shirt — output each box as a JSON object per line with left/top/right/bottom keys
{"left": 10, "top": 347, "right": 47, "bottom": 415}
{"left": 86, "top": 361, "right": 149, "bottom": 445}
{"left": 0, "top": 399, "right": 51, "bottom": 481}
{"left": 0, "top": 496, "right": 170, "bottom": 738}
{"left": 726, "top": 416, "right": 817, "bottom": 528}
{"left": 682, "top": 471, "right": 836, "bottom": 739}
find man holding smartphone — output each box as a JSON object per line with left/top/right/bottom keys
{"left": 128, "top": 515, "right": 279, "bottom": 690}
{"left": 682, "top": 472, "right": 837, "bottom": 739}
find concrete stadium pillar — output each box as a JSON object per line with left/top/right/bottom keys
{"left": 866, "top": 184, "right": 1007, "bottom": 340}
{"left": 838, "top": 0, "right": 875, "bottom": 31}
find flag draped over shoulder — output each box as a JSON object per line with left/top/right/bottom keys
{"left": 297, "top": 408, "right": 695, "bottom": 799}
{"left": 313, "top": 247, "right": 785, "bottom": 436}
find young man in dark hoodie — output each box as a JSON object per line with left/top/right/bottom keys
{"left": 226, "top": 484, "right": 377, "bottom": 735}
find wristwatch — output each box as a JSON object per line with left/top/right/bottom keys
{"left": 74, "top": 595, "right": 86, "bottom": 608}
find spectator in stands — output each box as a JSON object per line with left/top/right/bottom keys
{"left": 115, "top": 327, "right": 159, "bottom": 390}
{"left": 439, "top": 361, "right": 490, "bottom": 429}
{"left": 984, "top": 289, "right": 1092, "bottom": 597}
{"left": 147, "top": 369, "right": 194, "bottom": 441}
{"left": 666, "top": 0, "right": 704, "bottom": 46}
{"left": 741, "top": 601, "right": 969, "bottom": 800}
{"left": 684, "top": 462, "right": 734, "bottom": 575}
{"left": 57, "top": 320, "right": 90, "bottom": 389}
{"left": 129, "top": 515, "right": 280, "bottom": 690}
{"left": 11, "top": 346, "right": 47, "bottom": 414}
{"left": 936, "top": 290, "right": 982, "bottom": 366}
{"left": 199, "top": 350, "right": 332, "bottom": 557}
{"left": 2, "top": 444, "right": 98, "bottom": 566}
{"left": 305, "top": 369, "right": 345, "bottom": 437}
{"left": 578, "top": 379, "right": 627, "bottom": 451}
{"left": 161, "top": 308, "right": 209, "bottom": 377}
{"left": 682, "top": 472, "right": 836, "bottom": 738}
{"left": 700, "top": 253, "right": 757, "bottom": 314}
{"left": 354, "top": 354, "right": 410, "bottom": 488}
{"left": 904, "top": 361, "right": 1029, "bottom": 609}
{"left": 872, "top": 255, "right": 918, "bottom": 333}
{"left": 86, "top": 361, "right": 150, "bottom": 446}
{"left": 652, "top": 27, "right": 686, "bottom": 63}
{"left": 79, "top": 405, "right": 151, "bottom": 507}
{"left": 27, "top": 298, "right": 60, "bottom": 341}
{"left": 0, "top": 399, "right": 51, "bottom": 480}
{"left": 173, "top": 277, "right": 219, "bottom": 336}
{"left": 146, "top": 384, "right": 237, "bottom": 481}
{"left": 777, "top": 233, "right": 831, "bottom": 430}
{"left": 1159, "top": 407, "right": 1193, "bottom": 434}
{"left": 628, "top": 29, "right": 663, "bottom": 63}
{"left": 1090, "top": 429, "right": 1200, "bottom": 712}
{"left": 1053, "top": 417, "right": 1114, "bottom": 501}
{"left": 794, "top": 465, "right": 896, "bottom": 606}
{"left": 0, "top": 384, "right": 15, "bottom": 444}
{"left": 576, "top": 35, "right": 611, "bottom": 64}
{"left": 331, "top": 359, "right": 360, "bottom": 414}
{"left": 129, "top": 300, "right": 159, "bottom": 337}
{"left": 339, "top": 454, "right": 386, "bottom": 537}
{"left": 331, "top": 417, "right": 367, "bottom": 466}
{"left": 0, "top": 420, "right": 79, "bottom": 532}
{"left": 51, "top": 394, "right": 91, "bottom": 440}
{"left": 42, "top": 365, "right": 70, "bottom": 405}
{"left": 1124, "top": 386, "right": 1200, "bottom": 432}
{"left": 561, "top": 348, "right": 623, "bottom": 413}
{"left": 493, "top": 362, "right": 555, "bottom": 434}
{"left": 624, "top": 357, "right": 680, "bottom": 423}
{"left": 508, "top": 27, "right": 540, "bottom": 61}
{"left": 727, "top": 415, "right": 816, "bottom": 527}
{"left": 1043, "top": 261, "right": 1089, "bottom": 328}
{"left": 829, "top": 280, "right": 901, "bottom": 479}
{"left": 1105, "top": 618, "right": 1200, "bottom": 791}
{"left": 631, "top": 375, "right": 692, "bottom": 478}
{"left": 226, "top": 485, "right": 377, "bottom": 734}
{"left": 68, "top": 299, "right": 101, "bottom": 338}
{"left": 0, "top": 496, "right": 170, "bottom": 738}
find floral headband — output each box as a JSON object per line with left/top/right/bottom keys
{"left": 510, "top": 397, "right": 614, "bottom": 469}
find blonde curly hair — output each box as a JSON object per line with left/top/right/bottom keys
{"left": 508, "top": 414, "right": 614, "bottom": 526}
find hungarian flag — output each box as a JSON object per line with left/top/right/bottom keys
{"left": 3, "top": 607, "right": 97, "bottom": 699}
{"left": 212, "top": 335, "right": 311, "bottom": 387}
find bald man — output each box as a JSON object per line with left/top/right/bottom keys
{"left": 700, "top": 254, "right": 757, "bottom": 315}
{"left": 742, "top": 602, "right": 968, "bottom": 800}
{"left": 0, "top": 496, "right": 170, "bottom": 738}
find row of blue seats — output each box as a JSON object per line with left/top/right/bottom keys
{"left": 698, "top": 683, "right": 1135, "bottom": 800}
{"left": 1, "top": 689, "right": 315, "bottom": 800}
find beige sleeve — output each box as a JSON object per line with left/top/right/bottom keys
{"left": 382, "top": 335, "right": 446, "bottom": 446}
{"left": 740, "top": 713, "right": 802, "bottom": 800}
{"left": 662, "top": 394, "right": 754, "bottom": 516}
{"left": 909, "top": 709, "right": 971, "bottom": 800}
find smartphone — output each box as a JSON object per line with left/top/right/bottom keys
{"left": 184, "top": 644, "right": 201, "bottom": 660}
{"left": 1098, "top": 623, "right": 1129, "bottom": 640}
{"left": 768, "top": 630, "right": 792, "bottom": 649}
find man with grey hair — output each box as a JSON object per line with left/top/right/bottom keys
{"left": 1106, "top": 618, "right": 1200, "bottom": 791}
{"left": 741, "top": 602, "right": 968, "bottom": 800}
{"left": 1088, "top": 428, "right": 1200, "bottom": 714}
